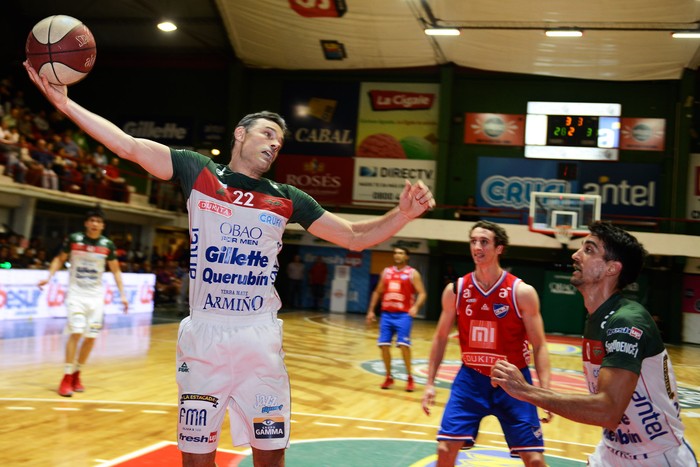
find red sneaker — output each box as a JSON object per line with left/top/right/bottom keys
{"left": 58, "top": 374, "right": 73, "bottom": 397}
{"left": 406, "top": 376, "right": 415, "bottom": 392}
{"left": 381, "top": 376, "right": 394, "bottom": 390}
{"left": 72, "top": 371, "right": 84, "bottom": 392}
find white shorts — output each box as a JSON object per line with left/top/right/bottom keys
{"left": 588, "top": 439, "right": 697, "bottom": 466}
{"left": 176, "top": 311, "right": 290, "bottom": 454}
{"left": 65, "top": 294, "right": 104, "bottom": 338}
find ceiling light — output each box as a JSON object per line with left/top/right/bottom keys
{"left": 424, "top": 28, "right": 460, "bottom": 36}
{"left": 672, "top": 31, "right": 700, "bottom": 39}
{"left": 158, "top": 21, "right": 177, "bottom": 32}
{"left": 545, "top": 29, "right": 583, "bottom": 37}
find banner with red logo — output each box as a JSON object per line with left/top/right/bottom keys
{"left": 289, "top": 0, "right": 347, "bottom": 17}
{"left": 274, "top": 155, "right": 354, "bottom": 205}
{"left": 0, "top": 270, "right": 155, "bottom": 320}
{"left": 620, "top": 118, "right": 666, "bottom": 151}
{"left": 464, "top": 113, "right": 525, "bottom": 146}
{"left": 356, "top": 82, "right": 439, "bottom": 161}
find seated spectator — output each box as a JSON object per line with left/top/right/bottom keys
{"left": 1, "top": 107, "right": 19, "bottom": 129}
{"left": 102, "top": 156, "right": 129, "bottom": 202}
{"left": 0, "top": 122, "right": 24, "bottom": 182}
{"left": 0, "top": 245, "right": 11, "bottom": 266}
{"left": 62, "top": 158, "right": 84, "bottom": 193}
{"left": 30, "top": 138, "right": 54, "bottom": 167}
{"left": 0, "top": 120, "right": 18, "bottom": 163}
{"left": 57, "top": 130, "right": 83, "bottom": 160}
{"left": 19, "top": 136, "right": 44, "bottom": 186}
{"left": 92, "top": 144, "right": 109, "bottom": 168}
{"left": 32, "top": 110, "right": 50, "bottom": 133}
{"left": 41, "top": 161, "right": 59, "bottom": 190}
{"left": 17, "top": 111, "right": 39, "bottom": 142}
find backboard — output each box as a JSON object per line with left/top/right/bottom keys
{"left": 528, "top": 192, "right": 601, "bottom": 237}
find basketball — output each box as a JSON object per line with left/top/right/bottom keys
{"left": 25, "top": 15, "right": 96, "bottom": 86}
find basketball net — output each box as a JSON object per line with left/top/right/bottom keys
{"left": 554, "top": 225, "right": 573, "bottom": 248}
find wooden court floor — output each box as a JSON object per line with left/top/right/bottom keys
{"left": 1, "top": 308, "right": 699, "bottom": 466}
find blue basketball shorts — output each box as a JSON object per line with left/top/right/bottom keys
{"left": 378, "top": 311, "right": 412, "bottom": 347}
{"left": 437, "top": 365, "right": 544, "bottom": 456}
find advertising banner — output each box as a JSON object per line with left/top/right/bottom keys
{"left": 118, "top": 117, "right": 193, "bottom": 146}
{"left": 619, "top": 118, "right": 666, "bottom": 151}
{"left": 0, "top": 270, "right": 155, "bottom": 321}
{"left": 476, "top": 157, "right": 661, "bottom": 217}
{"left": 353, "top": 157, "right": 436, "bottom": 206}
{"left": 273, "top": 154, "right": 354, "bottom": 205}
{"left": 281, "top": 81, "right": 360, "bottom": 156}
{"left": 356, "top": 82, "right": 439, "bottom": 161}
{"left": 464, "top": 113, "right": 525, "bottom": 146}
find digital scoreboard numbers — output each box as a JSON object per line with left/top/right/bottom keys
{"left": 546, "top": 115, "right": 598, "bottom": 147}
{"left": 524, "top": 102, "right": 621, "bottom": 161}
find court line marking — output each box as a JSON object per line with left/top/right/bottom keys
{"left": 0, "top": 398, "right": 599, "bottom": 449}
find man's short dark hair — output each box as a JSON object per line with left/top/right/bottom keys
{"left": 394, "top": 246, "right": 410, "bottom": 256}
{"left": 471, "top": 220, "right": 509, "bottom": 249}
{"left": 229, "top": 111, "right": 288, "bottom": 152}
{"left": 588, "top": 221, "right": 647, "bottom": 290}
{"left": 85, "top": 205, "right": 104, "bottom": 221}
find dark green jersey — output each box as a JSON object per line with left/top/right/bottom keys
{"left": 582, "top": 294, "right": 686, "bottom": 459}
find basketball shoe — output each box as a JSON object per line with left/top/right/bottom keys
{"left": 381, "top": 375, "right": 394, "bottom": 389}
{"left": 72, "top": 371, "right": 84, "bottom": 392}
{"left": 406, "top": 376, "right": 415, "bottom": 392}
{"left": 58, "top": 374, "right": 73, "bottom": 397}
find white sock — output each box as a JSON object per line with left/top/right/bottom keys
{"left": 64, "top": 364, "right": 74, "bottom": 375}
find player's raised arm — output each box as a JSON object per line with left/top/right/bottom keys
{"left": 23, "top": 61, "right": 173, "bottom": 180}
{"left": 308, "top": 180, "right": 434, "bottom": 251}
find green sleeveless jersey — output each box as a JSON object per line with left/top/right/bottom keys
{"left": 582, "top": 293, "right": 687, "bottom": 459}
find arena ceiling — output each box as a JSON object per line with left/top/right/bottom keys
{"left": 3, "top": 0, "right": 700, "bottom": 81}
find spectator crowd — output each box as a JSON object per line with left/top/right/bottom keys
{"left": 0, "top": 75, "right": 184, "bottom": 208}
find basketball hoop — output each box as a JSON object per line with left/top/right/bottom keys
{"left": 554, "top": 225, "right": 573, "bottom": 248}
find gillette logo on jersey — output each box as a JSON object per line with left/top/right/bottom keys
{"left": 205, "top": 246, "right": 269, "bottom": 267}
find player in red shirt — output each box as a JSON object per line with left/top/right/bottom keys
{"left": 366, "top": 247, "right": 426, "bottom": 391}
{"left": 422, "top": 221, "right": 551, "bottom": 466}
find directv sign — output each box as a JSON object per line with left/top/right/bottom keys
{"left": 352, "top": 157, "right": 437, "bottom": 205}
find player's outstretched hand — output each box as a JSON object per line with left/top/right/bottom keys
{"left": 121, "top": 297, "right": 129, "bottom": 314}
{"left": 422, "top": 384, "right": 436, "bottom": 415}
{"left": 490, "top": 360, "right": 529, "bottom": 398}
{"left": 398, "top": 180, "right": 434, "bottom": 219}
{"left": 24, "top": 60, "right": 68, "bottom": 108}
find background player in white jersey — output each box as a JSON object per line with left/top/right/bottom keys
{"left": 491, "top": 221, "right": 697, "bottom": 466}
{"left": 38, "top": 207, "right": 128, "bottom": 397}
{"left": 25, "top": 61, "right": 434, "bottom": 467}
{"left": 366, "top": 246, "right": 426, "bottom": 391}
